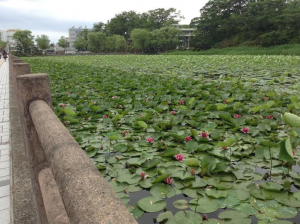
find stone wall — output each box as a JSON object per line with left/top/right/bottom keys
{"left": 9, "top": 56, "right": 137, "bottom": 224}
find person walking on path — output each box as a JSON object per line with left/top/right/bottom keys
{"left": 3, "top": 50, "right": 8, "bottom": 62}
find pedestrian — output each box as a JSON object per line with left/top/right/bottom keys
{"left": 3, "top": 50, "right": 7, "bottom": 62}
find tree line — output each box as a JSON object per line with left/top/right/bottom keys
{"left": 7, "top": 1, "right": 300, "bottom": 55}
{"left": 10, "top": 8, "right": 185, "bottom": 55}
{"left": 190, "top": 0, "right": 300, "bottom": 49}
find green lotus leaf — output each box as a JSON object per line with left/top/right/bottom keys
{"left": 161, "top": 148, "right": 180, "bottom": 157}
{"left": 127, "top": 204, "right": 144, "bottom": 219}
{"left": 185, "top": 158, "right": 200, "bottom": 166}
{"left": 173, "top": 199, "right": 189, "bottom": 210}
{"left": 279, "top": 139, "right": 294, "bottom": 162}
{"left": 150, "top": 183, "right": 176, "bottom": 198}
{"left": 137, "top": 196, "right": 166, "bottom": 213}
{"left": 174, "top": 210, "right": 203, "bottom": 224}
{"left": 189, "top": 198, "right": 218, "bottom": 213}
{"left": 282, "top": 112, "right": 300, "bottom": 127}
{"left": 141, "top": 159, "right": 160, "bottom": 170}
{"left": 157, "top": 211, "right": 176, "bottom": 224}
{"left": 139, "top": 178, "right": 153, "bottom": 189}
{"left": 116, "top": 192, "right": 130, "bottom": 204}
{"left": 260, "top": 182, "right": 283, "bottom": 192}
{"left": 109, "top": 181, "right": 128, "bottom": 192}
{"left": 152, "top": 173, "right": 170, "bottom": 184}
{"left": 218, "top": 210, "right": 249, "bottom": 219}
{"left": 138, "top": 121, "right": 148, "bottom": 128}
{"left": 205, "top": 189, "right": 228, "bottom": 199}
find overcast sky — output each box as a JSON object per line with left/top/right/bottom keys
{"left": 0, "top": 0, "right": 207, "bottom": 43}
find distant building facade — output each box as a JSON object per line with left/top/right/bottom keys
{"left": 68, "top": 26, "right": 92, "bottom": 51}
{"left": 172, "top": 25, "right": 196, "bottom": 49}
{"left": 0, "top": 29, "right": 21, "bottom": 50}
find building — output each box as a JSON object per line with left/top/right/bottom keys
{"left": 68, "top": 26, "right": 92, "bottom": 51}
{"left": 0, "top": 29, "right": 21, "bottom": 50}
{"left": 172, "top": 25, "right": 196, "bottom": 49}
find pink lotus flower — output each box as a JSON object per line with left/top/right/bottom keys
{"left": 166, "top": 177, "right": 172, "bottom": 185}
{"left": 140, "top": 172, "right": 148, "bottom": 179}
{"left": 122, "top": 130, "right": 127, "bottom": 136}
{"left": 200, "top": 132, "right": 208, "bottom": 138}
{"left": 293, "top": 150, "right": 296, "bottom": 157}
{"left": 175, "top": 154, "right": 184, "bottom": 162}
{"left": 264, "top": 97, "right": 269, "bottom": 100}
{"left": 242, "top": 127, "right": 249, "bottom": 134}
{"left": 185, "top": 136, "right": 192, "bottom": 142}
{"left": 147, "top": 137, "right": 154, "bottom": 144}
{"left": 103, "top": 115, "right": 108, "bottom": 119}
{"left": 61, "top": 103, "right": 66, "bottom": 107}
{"left": 112, "top": 96, "right": 117, "bottom": 99}
{"left": 180, "top": 100, "right": 184, "bottom": 105}
{"left": 171, "top": 111, "right": 175, "bottom": 115}
{"left": 266, "top": 115, "right": 273, "bottom": 119}
{"left": 234, "top": 114, "right": 242, "bottom": 118}
{"left": 224, "top": 100, "right": 228, "bottom": 104}
{"left": 190, "top": 169, "right": 196, "bottom": 176}
{"left": 119, "top": 105, "right": 123, "bottom": 109}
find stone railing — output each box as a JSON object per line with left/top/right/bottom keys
{"left": 9, "top": 56, "right": 137, "bottom": 224}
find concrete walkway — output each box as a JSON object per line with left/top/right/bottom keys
{"left": 0, "top": 58, "right": 11, "bottom": 224}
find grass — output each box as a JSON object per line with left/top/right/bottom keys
{"left": 162, "top": 44, "right": 300, "bottom": 56}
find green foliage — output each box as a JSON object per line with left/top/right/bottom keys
{"left": 130, "top": 29, "right": 151, "bottom": 51}
{"left": 87, "top": 32, "right": 106, "bottom": 53}
{"left": 0, "top": 33, "right": 7, "bottom": 50}
{"left": 73, "top": 38, "right": 88, "bottom": 51}
{"left": 57, "top": 36, "right": 69, "bottom": 51}
{"left": 35, "top": 34, "right": 50, "bottom": 50}
{"left": 105, "top": 35, "right": 127, "bottom": 52}
{"left": 105, "top": 8, "right": 183, "bottom": 38}
{"left": 12, "top": 30, "right": 34, "bottom": 54}
{"left": 162, "top": 44, "right": 300, "bottom": 56}
{"left": 191, "top": 0, "right": 300, "bottom": 49}
{"left": 151, "top": 26, "right": 180, "bottom": 51}
{"left": 260, "top": 31, "right": 289, "bottom": 47}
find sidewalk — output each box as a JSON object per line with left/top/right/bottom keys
{"left": 0, "top": 58, "right": 11, "bottom": 224}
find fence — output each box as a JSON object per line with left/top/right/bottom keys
{"left": 9, "top": 56, "right": 137, "bottom": 224}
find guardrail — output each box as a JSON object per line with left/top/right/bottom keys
{"left": 9, "top": 56, "right": 137, "bottom": 224}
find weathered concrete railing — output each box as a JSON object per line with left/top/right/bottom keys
{"left": 10, "top": 57, "right": 137, "bottom": 224}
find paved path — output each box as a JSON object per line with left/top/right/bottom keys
{"left": 0, "top": 58, "right": 11, "bottom": 224}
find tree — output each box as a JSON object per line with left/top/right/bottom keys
{"left": 114, "top": 35, "right": 127, "bottom": 52}
{"left": 190, "top": 0, "right": 299, "bottom": 49}
{"left": 0, "top": 33, "right": 6, "bottom": 50}
{"left": 77, "top": 29, "right": 89, "bottom": 41}
{"left": 73, "top": 38, "right": 88, "bottom": 51}
{"left": 87, "top": 32, "right": 106, "bottom": 53}
{"left": 105, "top": 11, "right": 141, "bottom": 38}
{"left": 105, "top": 35, "right": 127, "bottom": 52}
{"left": 130, "top": 29, "right": 151, "bottom": 52}
{"left": 93, "top": 22, "right": 105, "bottom": 32}
{"left": 12, "top": 30, "right": 34, "bottom": 54}
{"left": 35, "top": 34, "right": 50, "bottom": 51}
{"left": 57, "top": 36, "right": 69, "bottom": 53}
{"left": 147, "top": 8, "right": 184, "bottom": 30}
{"left": 151, "top": 27, "right": 179, "bottom": 51}
{"left": 15, "top": 43, "right": 24, "bottom": 57}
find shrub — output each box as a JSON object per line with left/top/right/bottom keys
{"left": 259, "top": 31, "right": 288, "bottom": 47}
